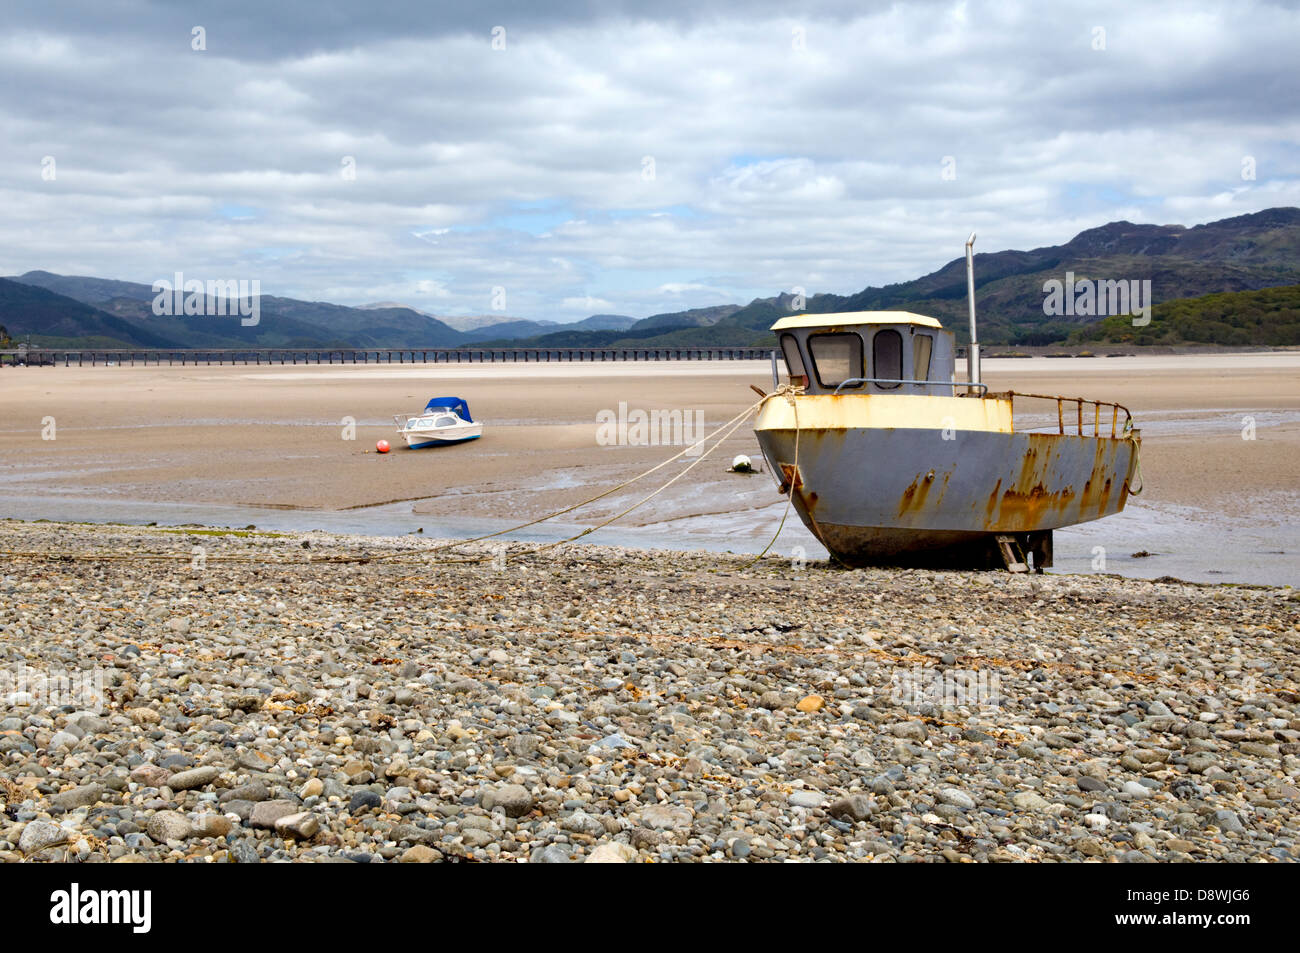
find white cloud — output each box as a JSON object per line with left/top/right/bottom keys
{"left": 562, "top": 295, "right": 615, "bottom": 311}
{"left": 415, "top": 280, "right": 453, "bottom": 298}
{"left": 657, "top": 283, "right": 717, "bottom": 295}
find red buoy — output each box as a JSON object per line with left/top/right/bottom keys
{"left": 376, "top": 439, "right": 390, "bottom": 453}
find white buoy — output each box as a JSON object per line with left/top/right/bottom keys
{"left": 731, "top": 454, "right": 754, "bottom": 473}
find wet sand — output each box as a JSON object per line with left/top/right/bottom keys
{"left": 0, "top": 354, "right": 1297, "bottom": 584}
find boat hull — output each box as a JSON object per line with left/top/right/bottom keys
{"left": 755, "top": 422, "right": 1139, "bottom": 568}
{"left": 401, "top": 425, "right": 482, "bottom": 448}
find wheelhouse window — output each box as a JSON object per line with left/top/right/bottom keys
{"left": 872, "top": 329, "right": 903, "bottom": 389}
{"left": 912, "top": 333, "right": 933, "bottom": 381}
{"left": 808, "top": 332, "right": 863, "bottom": 389}
{"left": 779, "top": 333, "right": 806, "bottom": 384}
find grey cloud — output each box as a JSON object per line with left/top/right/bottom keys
{"left": 6, "top": 0, "right": 878, "bottom": 58}
{"left": 1, "top": 1, "right": 1298, "bottom": 320}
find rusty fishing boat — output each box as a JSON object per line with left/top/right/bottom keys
{"left": 754, "top": 234, "right": 1142, "bottom": 571}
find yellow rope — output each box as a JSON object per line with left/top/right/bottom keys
{"left": 501, "top": 404, "right": 761, "bottom": 562}
{"left": 1127, "top": 431, "right": 1144, "bottom": 496}
{"left": 407, "top": 395, "right": 768, "bottom": 563}
{"left": 738, "top": 386, "right": 801, "bottom": 570}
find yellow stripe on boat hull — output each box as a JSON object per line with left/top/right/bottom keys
{"left": 755, "top": 393, "right": 1013, "bottom": 434}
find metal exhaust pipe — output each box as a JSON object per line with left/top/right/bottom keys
{"left": 965, "top": 232, "right": 980, "bottom": 387}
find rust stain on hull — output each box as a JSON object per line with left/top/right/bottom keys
{"left": 778, "top": 463, "right": 803, "bottom": 492}
{"left": 976, "top": 432, "right": 1130, "bottom": 531}
{"left": 897, "top": 469, "right": 939, "bottom": 518}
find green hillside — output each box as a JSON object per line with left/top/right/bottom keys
{"left": 0, "top": 278, "right": 181, "bottom": 347}
{"left": 3, "top": 275, "right": 465, "bottom": 349}
{"left": 497, "top": 207, "right": 1300, "bottom": 349}
{"left": 1070, "top": 283, "right": 1300, "bottom": 346}
{"left": 711, "top": 210, "right": 1300, "bottom": 346}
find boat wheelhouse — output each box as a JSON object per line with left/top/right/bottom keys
{"left": 773, "top": 310, "right": 959, "bottom": 397}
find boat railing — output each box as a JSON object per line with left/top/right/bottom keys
{"left": 832, "top": 378, "right": 988, "bottom": 395}
{"left": 997, "top": 391, "right": 1133, "bottom": 438}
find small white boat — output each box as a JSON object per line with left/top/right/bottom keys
{"left": 393, "top": 397, "right": 482, "bottom": 449}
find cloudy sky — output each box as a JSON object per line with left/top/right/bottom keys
{"left": 3, "top": 0, "right": 1298, "bottom": 321}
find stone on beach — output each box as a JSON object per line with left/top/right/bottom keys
{"left": 49, "top": 783, "right": 104, "bottom": 812}
{"left": 586, "top": 842, "right": 637, "bottom": 863}
{"left": 165, "top": 766, "right": 221, "bottom": 791}
{"left": 640, "top": 804, "right": 693, "bottom": 830}
{"left": 828, "top": 795, "right": 874, "bottom": 821}
{"left": 274, "top": 812, "right": 321, "bottom": 839}
{"left": 939, "top": 789, "right": 977, "bottom": 810}
{"left": 192, "top": 814, "right": 233, "bottom": 837}
{"left": 145, "top": 811, "right": 193, "bottom": 842}
{"left": 1012, "top": 791, "right": 1051, "bottom": 812}
{"left": 787, "top": 790, "right": 825, "bottom": 810}
{"left": 400, "top": 845, "right": 440, "bottom": 863}
{"left": 250, "top": 800, "right": 300, "bottom": 829}
{"left": 483, "top": 784, "right": 534, "bottom": 818}
{"left": 131, "top": 764, "right": 172, "bottom": 787}
{"left": 20, "top": 821, "right": 68, "bottom": 854}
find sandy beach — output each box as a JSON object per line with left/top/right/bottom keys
{"left": 1, "top": 354, "right": 1296, "bottom": 584}
{"left": 1, "top": 521, "right": 1297, "bottom": 863}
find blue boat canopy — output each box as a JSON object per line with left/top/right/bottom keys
{"left": 422, "top": 397, "right": 472, "bottom": 421}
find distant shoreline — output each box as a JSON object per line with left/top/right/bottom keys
{"left": 3, "top": 343, "right": 1297, "bottom": 369}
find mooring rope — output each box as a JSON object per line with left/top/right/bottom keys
{"left": 499, "top": 400, "right": 765, "bottom": 562}
{"left": 1127, "top": 436, "right": 1144, "bottom": 496}
{"left": 508, "top": 383, "right": 809, "bottom": 566}
{"left": 738, "top": 386, "right": 801, "bottom": 570}
{"left": 1121, "top": 417, "right": 1144, "bottom": 496}
{"left": 390, "top": 394, "right": 770, "bottom": 563}
{"left": 1, "top": 390, "right": 793, "bottom": 569}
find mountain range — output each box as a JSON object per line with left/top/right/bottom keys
{"left": 4, "top": 207, "right": 1300, "bottom": 350}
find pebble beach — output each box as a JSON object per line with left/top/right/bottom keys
{"left": 2, "top": 520, "right": 1298, "bottom": 863}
